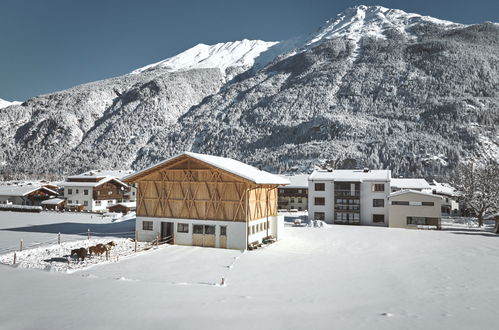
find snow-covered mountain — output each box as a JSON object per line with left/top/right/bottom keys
{"left": 0, "top": 98, "right": 21, "bottom": 109}
{"left": 1, "top": 5, "right": 498, "bottom": 180}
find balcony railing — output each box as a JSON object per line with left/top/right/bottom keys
{"left": 334, "top": 190, "right": 360, "bottom": 197}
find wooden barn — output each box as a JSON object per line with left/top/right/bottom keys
{"left": 124, "top": 152, "right": 289, "bottom": 250}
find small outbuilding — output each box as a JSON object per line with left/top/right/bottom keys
{"left": 108, "top": 202, "right": 136, "bottom": 214}
{"left": 388, "top": 190, "right": 443, "bottom": 229}
{"left": 40, "top": 198, "right": 66, "bottom": 211}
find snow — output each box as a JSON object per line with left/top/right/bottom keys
{"left": 279, "top": 174, "right": 309, "bottom": 188}
{"left": 68, "top": 169, "right": 134, "bottom": 180}
{"left": 391, "top": 178, "right": 431, "bottom": 190}
{"left": 310, "top": 169, "right": 391, "bottom": 181}
{"left": 1, "top": 212, "right": 499, "bottom": 329}
{"left": 0, "top": 97, "right": 21, "bottom": 109}
{"left": 131, "top": 39, "right": 279, "bottom": 77}
{"left": 305, "top": 5, "right": 461, "bottom": 49}
{"left": 0, "top": 184, "right": 58, "bottom": 197}
{"left": 389, "top": 189, "right": 443, "bottom": 199}
{"left": 127, "top": 151, "right": 290, "bottom": 185}
{"left": 60, "top": 176, "right": 128, "bottom": 188}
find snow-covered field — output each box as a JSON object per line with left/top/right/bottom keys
{"left": 1, "top": 211, "right": 498, "bottom": 329}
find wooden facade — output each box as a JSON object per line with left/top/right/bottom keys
{"left": 126, "top": 155, "right": 278, "bottom": 223}
{"left": 93, "top": 180, "right": 127, "bottom": 200}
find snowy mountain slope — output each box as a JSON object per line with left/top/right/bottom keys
{"left": 0, "top": 98, "right": 21, "bottom": 109}
{"left": 0, "top": 6, "right": 498, "bottom": 180}
{"left": 131, "top": 39, "right": 279, "bottom": 80}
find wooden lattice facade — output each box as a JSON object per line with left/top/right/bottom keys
{"left": 126, "top": 155, "right": 279, "bottom": 222}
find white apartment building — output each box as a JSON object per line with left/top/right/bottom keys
{"left": 308, "top": 169, "right": 391, "bottom": 226}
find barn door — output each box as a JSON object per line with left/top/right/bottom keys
{"left": 203, "top": 225, "right": 216, "bottom": 247}
{"left": 192, "top": 225, "right": 204, "bottom": 246}
{"left": 220, "top": 226, "right": 227, "bottom": 249}
{"left": 161, "top": 222, "right": 174, "bottom": 244}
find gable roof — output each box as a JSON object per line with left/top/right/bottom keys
{"left": 391, "top": 178, "right": 431, "bottom": 190}
{"left": 60, "top": 176, "right": 128, "bottom": 188}
{"left": 309, "top": 169, "right": 391, "bottom": 182}
{"left": 280, "top": 174, "right": 309, "bottom": 188}
{"left": 389, "top": 189, "right": 443, "bottom": 199}
{"left": 67, "top": 169, "right": 134, "bottom": 180}
{"left": 0, "top": 185, "right": 58, "bottom": 197}
{"left": 40, "top": 198, "right": 65, "bottom": 205}
{"left": 124, "top": 152, "right": 290, "bottom": 185}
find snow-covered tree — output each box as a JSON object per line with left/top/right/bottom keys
{"left": 451, "top": 161, "right": 499, "bottom": 227}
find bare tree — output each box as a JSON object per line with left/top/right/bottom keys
{"left": 451, "top": 161, "right": 499, "bottom": 227}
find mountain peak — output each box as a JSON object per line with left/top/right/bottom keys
{"left": 305, "top": 5, "right": 461, "bottom": 48}
{"left": 0, "top": 98, "right": 21, "bottom": 109}
{"left": 131, "top": 39, "right": 278, "bottom": 77}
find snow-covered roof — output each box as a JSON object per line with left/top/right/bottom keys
{"left": 389, "top": 190, "right": 443, "bottom": 199}
{"left": 40, "top": 198, "right": 65, "bottom": 205}
{"left": 309, "top": 169, "right": 391, "bottom": 182}
{"left": 0, "top": 185, "right": 58, "bottom": 197}
{"left": 68, "top": 169, "right": 134, "bottom": 180}
{"left": 391, "top": 178, "right": 431, "bottom": 190}
{"left": 60, "top": 176, "right": 128, "bottom": 188}
{"left": 279, "top": 174, "right": 309, "bottom": 188}
{"left": 426, "top": 181, "right": 458, "bottom": 197}
{"left": 125, "top": 152, "right": 290, "bottom": 185}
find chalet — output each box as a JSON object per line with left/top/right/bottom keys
{"left": 60, "top": 170, "right": 132, "bottom": 212}
{"left": 278, "top": 174, "right": 309, "bottom": 211}
{"left": 388, "top": 190, "right": 443, "bottom": 229}
{"left": 0, "top": 185, "right": 58, "bottom": 206}
{"left": 424, "top": 181, "right": 460, "bottom": 215}
{"left": 108, "top": 202, "right": 136, "bottom": 214}
{"left": 124, "top": 152, "right": 289, "bottom": 250}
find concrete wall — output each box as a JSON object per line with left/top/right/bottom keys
{"left": 360, "top": 181, "right": 390, "bottom": 226}
{"left": 308, "top": 180, "right": 334, "bottom": 223}
{"left": 389, "top": 192, "right": 442, "bottom": 229}
{"left": 136, "top": 215, "right": 283, "bottom": 250}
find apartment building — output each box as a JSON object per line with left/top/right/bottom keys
{"left": 278, "top": 174, "right": 309, "bottom": 211}
{"left": 308, "top": 169, "right": 391, "bottom": 226}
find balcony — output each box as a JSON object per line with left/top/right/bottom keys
{"left": 334, "top": 190, "right": 360, "bottom": 197}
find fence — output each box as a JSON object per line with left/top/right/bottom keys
{"left": 0, "top": 229, "right": 162, "bottom": 265}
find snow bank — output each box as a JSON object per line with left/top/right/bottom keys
{"left": 0, "top": 237, "right": 150, "bottom": 273}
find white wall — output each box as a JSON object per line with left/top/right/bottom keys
{"left": 389, "top": 192, "right": 442, "bottom": 228}
{"left": 136, "top": 215, "right": 283, "bottom": 250}
{"left": 359, "top": 181, "right": 390, "bottom": 226}
{"left": 308, "top": 180, "right": 334, "bottom": 223}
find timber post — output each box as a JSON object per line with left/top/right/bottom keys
{"left": 20, "top": 239, "right": 23, "bottom": 252}
{"left": 87, "top": 229, "right": 90, "bottom": 240}
{"left": 58, "top": 232, "right": 61, "bottom": 245}
{"left": 13, "top": 252, "right": 16, "bottom": 265}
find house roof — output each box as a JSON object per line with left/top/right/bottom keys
{"left": 60, "top": 176, "right": 128, "bottom": 188}
{"left": 391, "top": 178, "right": 431, "bottom": 190}
{"left": 124, "top": 152, "right": 290, "bottom": 185}
{"left": 109, "top": 202, "right": 136, "bottom": 208}
{"left": 309, "top": 169, "right": 391, "bottom": 182}
{"left": 67, "top": 169, "right": 134, "bottom": 180}
{"left": 389, "top": 189, "right": 443, "bottom": 199}
{"left": 425, "top": 181, "right": 458, "bottom": 197}
{"left": 40, "top": 198, "right": 65, "bottom": 205}
{"left": 279, "top": 174, "right": 309, "bottom": 188}
{"left": 0, "top": 185, "right": 58, "bottom": 197}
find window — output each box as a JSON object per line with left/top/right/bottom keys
{"left": 291, "top": 198, "right": 295, "bottom": 203}
{"left": 193, "top": 225, "right": 203, "bottom": 234}
{"left": 315, "top": 183, "right": 325, "bottom": 191}
{"left": 204, "top": 225, "right": 215, "bottom": 235}
{"left": 298, "top": 198, "right": 302, "bottom": 203}
{"left": 314, "top": 197, "right": 325, "bottom": 206}
{"left": 108, "top": 200, "right": 113, "bottom": 204}
{"left": 177, "top": 223, "right": 189, "bottom": 233}
{"left": 76, "top": 189, "right": 79, "bottom": 194}
{"left": 422, "top": 202, "right": 434, "bottom": 206}
{"left": 83, "top": 201, "right": 88, "bottom": 206}
{"left": 95, "top": 201, "right": 101, "bottom": 206}
{"left": 142, "top": 221, "right": 153, "bottom": 231}
{"left": 392, "top": 201, "right": 409, "bottom": 205}
{"left": 279, "top": 189, "right": 284, "bottom": 194}
{"left": 67, "top": 189, "right": 73, "bottom": 195}
{"left": 314, "top": 212, "right": 325, "bottom": 220}
{"left": 373, "top": 214, "right": 385, "bottom": 223}
{"left": 407, "top": 217, "right": 426, "bottom": 225}
{"left": 298, "top": 189, "right": 302, "bottom": 194}
{"left": 84, "top": 190, "right": 88, "bottom": 195}
{"left": 220, "top": 226, "right": 227, "bottom": 236}
{"left": 373, "top": 199, "right": 385, "bottom": 207}
{"left": 132, "top": 191, "right": 136, "bottom": 196}
{"left": 68, "top": 200, "right": 73, "bottom": 204}
{"left": 373, "top": 184, "right": 385, "bottom": 192}
{"left": 108, "top": 191, "right": 112, "bottom": 195}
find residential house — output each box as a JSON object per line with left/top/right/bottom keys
{"left": 388, "top": 190, "right": 443, "bottom": 229}
{"left": 60, "top": 170, "right": 131, "bottom": 212}
{"left": 124, "top": 152, "right": 289, "bottom": 250}
{"left": 0, "top": 185, "right": 58, "bottom": 206}
{"left": 424, "top": 181, "right": 460, "bottom": 215}
{"left": 278, "top": 174, "right": 309, "bottom": 211}
{"left": 308, "top": 169, "right": 391, "bottom": 226}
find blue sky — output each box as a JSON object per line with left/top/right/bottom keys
{"left": 0, "top": 0, "right": 497, "bottom": 101}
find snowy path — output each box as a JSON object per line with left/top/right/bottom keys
{"left": 1, "top": 213, "right": 499, "bottom": 329}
